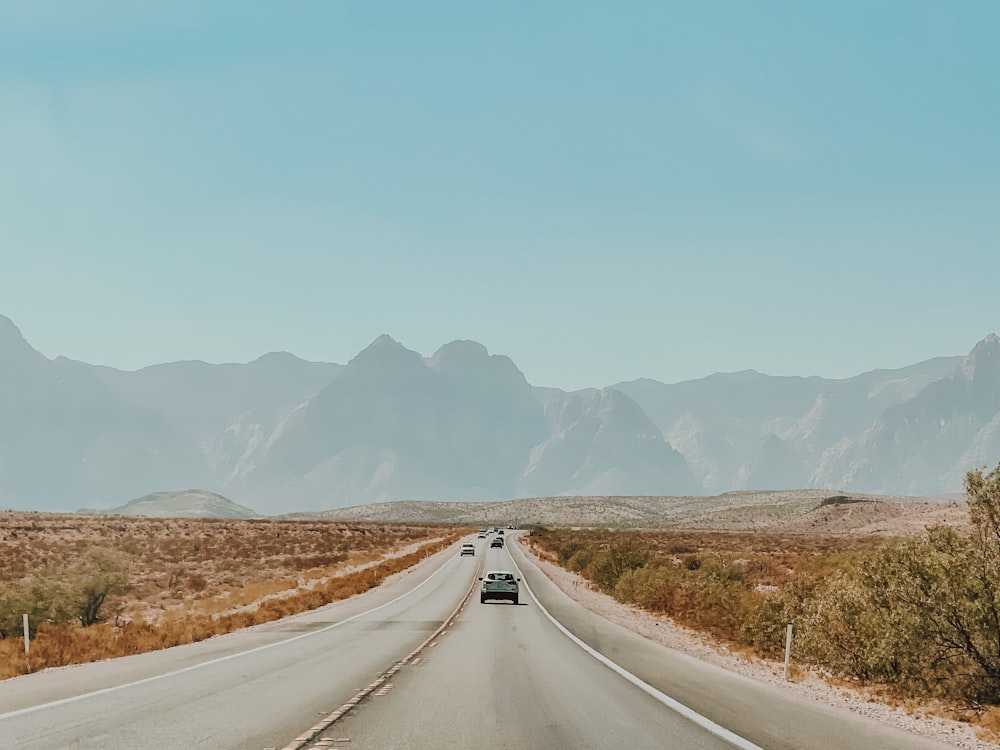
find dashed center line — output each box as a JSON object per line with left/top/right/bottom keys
{"left": 277, "top": 545, "right": 483, "bottom": 750}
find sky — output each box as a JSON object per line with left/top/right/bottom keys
{"left": 1, "top": 2, "right": 998, "bottom": 391}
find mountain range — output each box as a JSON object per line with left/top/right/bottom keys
{"left": 1, "top": 314, "right": 996, "bottom": 514}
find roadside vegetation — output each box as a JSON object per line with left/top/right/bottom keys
{"left": 531, "top": 465, "right": 1000, "bottom": 716}
{"left": 0, "top": 515, "right": 460, "bottom": 680}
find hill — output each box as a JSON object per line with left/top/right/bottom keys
{"left": 284, "top": 489, "right": 970, "bottom": 536}
{"left": 84, "top": 490, "right": 260, "bottom": 519}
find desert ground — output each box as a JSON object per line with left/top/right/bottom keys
{"left": 2, "top": 491, "right": 990, "bottom": 747}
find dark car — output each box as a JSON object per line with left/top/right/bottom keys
{"left": 490, "top": 537, "right": 504, "bottom": 548}
{"left": 480, "top": 571, "right": 520, "bottom": 604}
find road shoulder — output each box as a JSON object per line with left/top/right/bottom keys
{"left": 513, "top": 536, "right": 998, "bottom": 750}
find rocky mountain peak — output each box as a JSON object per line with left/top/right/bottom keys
{"left": 0, "top": 315, "right": 36, "bottom": 356}
{"left": 347, "top": 334, "right": 424, "bottom": 372}
{"left": 431, "top": 339, "right": 490, "bottom": 365}
{"left": 960, "top": 333, "right": 1000, "bottom": 383}
{"left": 428, "top": 340, "right": 529, "bottom": 390}
{"left": 0, "top": 315, "right": 50, "bottom": 377}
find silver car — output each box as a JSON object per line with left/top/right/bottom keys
{"left": 479, "top": 570, "right": 520, "bottom": 604}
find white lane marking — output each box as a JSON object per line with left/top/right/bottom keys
{"left": 0, "top": 547, "right": 464, "bottom": 721}
{"left": 505, "top": 539, "right": 764, "bottom": 750}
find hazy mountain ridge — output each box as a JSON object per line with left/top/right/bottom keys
{"left": 615, "top": 354, "right": 967, "bottom": 494}
{"left": 811, "top": 335, "right": 1000, "bottom": 494}
{"left": 0, "top": 313, "right": 996, "bottom": 513}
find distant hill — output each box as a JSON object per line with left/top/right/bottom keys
{"left": 84, "top": 490, "right": 260, "bottom": 519}
{"left": 1, "top": 312, "right": 997, "bottom": 514}
{"left": 285, "top": 490, "right": 969, "bottom": 536}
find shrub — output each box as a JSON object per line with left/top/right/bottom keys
{"left": 741, "top": 578, "right": 825, "bottom": 659}
{"left": 678, "top": 555, "right": 751, "bottom": 639}
{"left": 589, "top": 538, "right": 651, "bottom": 590}
{"left": 566, "top": 548, "right": 595, "bottom": 573}
{"left": 72, "top": 549, "right": 130, "bottom": 627}
{"left": 0, "top": 578, "right": 75, "bottom": 638}
{"left": 613, "top": 561, "right": 682, "bottom": 612}
{"left": 790, "top": 465, "right": 1000, "bottom": 706}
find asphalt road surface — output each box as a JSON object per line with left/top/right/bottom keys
{"left": 0, "top": 533, "right": 957, "bottom": 750}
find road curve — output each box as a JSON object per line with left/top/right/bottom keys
{"left": 0, "top": 532, "right": 961, "bottom": 750}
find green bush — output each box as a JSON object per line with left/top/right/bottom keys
{"left": 791, "top": 465, "right": 1000, "bottom": 705}
{"left": 741, "top": 579, "right": 825, "bottom": 659}
{"left": 0, "top": 579, "right": 75, "bottom": 638}
{"left": 613, "top": 561, "right": 682, "bottom": 611}
{"left": 678, "top": 555, "right": 751, "bottom": 638}
{"left": 555, "top": 541, "right": 588, "bottom": 566}
{"left": 566, "top": 547, "right": 595, "bottom": 573}
{"left": 0, "top": 549, "right": 129, "bottom": 637}
{"left": 72, "top": 549, "right": 130, "bottom": 627}
{"left": 589, "top": 538, "right": 651, "bottom": 591}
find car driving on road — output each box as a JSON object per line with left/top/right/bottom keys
{"left": 460, "top": 543, "right": 476, "bottom": 556}
{"left": 480, "top": 570, "right": 520, "bottom": 604}
{"left": 490, "top": 536, "right": 504, "bottom": 548}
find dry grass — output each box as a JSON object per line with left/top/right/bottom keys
{"left": 0, "top": 512, "right": 463, "bottom": 679}
{"left": 977, "top": 707, "right": 1000, "bottom": 743}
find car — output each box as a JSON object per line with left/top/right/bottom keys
{"left": 479, "top": 570, "right": 520, "bottom": 604}
{"left": 477, "top": 531, "right": 486, "bottom": 539}
{"left": 490, "top": 537, "right": 504, "bottom": 548}
{"left": 497, "top": 529, "right": 504, "bottom": 536}
{"left": 460, "top": 543, "right": 476, "bottom": 556}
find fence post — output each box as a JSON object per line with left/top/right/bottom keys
{"left": 783, "top": 622, "right": 793, "bottom": 680}
{"left": 23, "top": 614, "right": 29, "bottom": 655}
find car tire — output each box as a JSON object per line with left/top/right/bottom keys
{"left": 480, "top": 595, "right": 486, "bottom": 604}
{"left": 512, "top": 595, "right": 518, "bottom": 605}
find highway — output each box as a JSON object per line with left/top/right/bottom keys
{"left": 0, "top": 532, "right": 956, "bottom": 749}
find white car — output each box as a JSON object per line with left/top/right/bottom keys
{"left": 460, "top": 543, "right": 476, "bottom": 557}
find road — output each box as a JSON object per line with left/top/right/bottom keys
{"left": 0, "top": 532, "right": 956, "bottom": 750}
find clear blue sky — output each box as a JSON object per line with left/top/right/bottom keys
{"left": 2, "top": 2, "right": 997, "bottom": 390}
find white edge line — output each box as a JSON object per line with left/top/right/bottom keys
{"left": 0, "top": 546, "right": 461, "bottom": 721}
{"left": 506, "top": 539, "right": 764, "bottom": 750}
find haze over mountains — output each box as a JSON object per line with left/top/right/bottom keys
{"left": 1, "top": 314, "right": 997, "bottom": 515}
